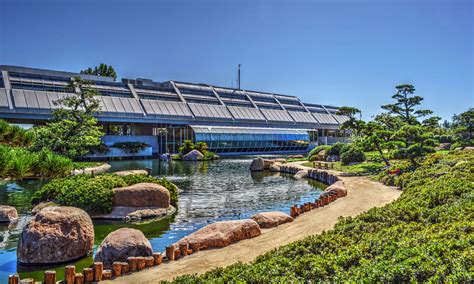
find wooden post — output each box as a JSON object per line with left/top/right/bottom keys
{"left": 44, "top": 271, "right": 56, "bottom": 284}
{"left": 179, "top": 243, "right": 189, "bottom": 257}
{"left": 189, "top": 242, "right": 200, "bottom": 253}
{"left": 166, "top": 245, "right": 175, "bottom": 261}
{"left": 9, "top": 275, "right": 19, "bottom": 284}
{"left": 128, "top": 256, "right": 138, "bottom": 272}
{"left": 102, "top": 270, "right": 112, "bottom": 280}
{"left": 299, "top": 205, "right": 305, "bottom": 214}
{"left": 82, "top": 268, "right": 94, "bottom": 282}
{"left": 145, "top": 256, "right": 155, "bottom": 267}
{"left": 121, "top": 262, "right": 130, "bottom": 274}
{"left": 112, "top": 262, "right": 122, "bottom": 277}
{"left": 93, "top": 262, "right": 103, "bottom": 282}
{"left": 74, "top": 273, "right": 84, "bottom": 284}
{"left": 65, "top": 265, "right": 75, "bottom": 284}
{"left": 153, "top": 252, "right": 163, "bottom": 265}
{"left": 174, "top": 249, "right": 181, "bottom": 260}
{"left": 187, "top": 249, "right": 193, "bottom": 255}
{"left": 136, "top": 257, "right": 146, "bottom": 271}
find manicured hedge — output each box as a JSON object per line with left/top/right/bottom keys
{"left": 32, "top": 173, "right": 179, "bottom": 214}
{"left": 171, "top": 151, "right": 473, "bottom": 282}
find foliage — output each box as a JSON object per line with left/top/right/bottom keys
{"left": 111, "top": 141, "right": 149, "bottom": 153}
{"left": 337, "top": 106, "right": 363, "bottom": 134}
{"left": 32, "top": 173, "right": 180, "bottom": 213}
{"left": 72, "top": 162, "right": 104, "bottom": 170}
{"left": 327, "top": 142, "right": 345, "bottom": 156}
{"left": 80, "top": 63, "right": 117, "bottom": 80}
{"left": 434, "top": 134, "right": 456, "bottom": 143}
{"left": 0, "top": 145, "right": 73, "bottom": 180}
{"left": 178, "top": 140, "right": 195, "bottom": 155}
{"left": 340, "top": 144, "right": 366, "bottom": 165}
{"left": 30, "top": 77, "right": 104, "bottom": 158}
{"left": 0, "top": 119, "right": 34, "bottom": 147}
{"left": 452, "top": 108, "right": 473, "bottom": 141}
{"left": 172, "top": 152, "right": 474, "bottom": 282}
{"left": 392, "top": 124, "right": 436, "bottom": 167}
{"left": 381, "top": 84, "right": 433, "bottom": 125}
{"left": 194, "top": 142, "right": 209, "bottom": 154}
{"left": 203, "top": 151, "right": 218, "bottom": 160}
{"left": 308, "top": 145, "right": 331, "bottom": 158}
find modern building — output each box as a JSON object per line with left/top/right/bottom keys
{"left": 0, "top": 65, "right": 349, "bottom": 156}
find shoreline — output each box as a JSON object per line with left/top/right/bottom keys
{"left": 107, "top": 162, "right": 401, "bottom": 283}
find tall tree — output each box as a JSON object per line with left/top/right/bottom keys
{"left": 393, "top": 125, "right": 436, "bottom": 167}
{"left": 80, "top": 63, "right": 117, "bottom": 81}
{"left": 359, "top": 121, "right": 400, "bottom": 167}
{"left": 381, "top": 84, "right": 432, "bottom": 125}
{"left": 337, "top": 106, "right": 364, "bottom": 135}
{"left": 452, "top": 108, "right": 474, "bottom": 140}
{"left": 31, "top": 77, "right": 104, "bottom": 158}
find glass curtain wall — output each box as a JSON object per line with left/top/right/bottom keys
{"left": 191, "top": 125, "right": 310, "bottom": 153}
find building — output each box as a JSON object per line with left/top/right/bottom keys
{"left": 0, "top": 65, "right": 349, "bottom": 156}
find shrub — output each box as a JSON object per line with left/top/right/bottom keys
{"left": 37, "top": 149, "right": 73, "bottom": 178}
{"left": 32, "top": 173, "right": 180, "bottom": 213}
{"left": 3, "top": 148, "right": 38, "bottom": 179}
{"left": 179, "top": 140, "right": 194, "bottom": 155}
{"left": 111, "top": 141, "right": 149, "bottom": 153}
{"left": 327, "top": 142, "right": 345, "bottom": 156}
{"left": 340, "top": 145, "right": 366, "bottom": 165}
{"left": 195, "top": 142, "right": 209, "bottom": 154}
{"left": 171, "top": 151, "right": 474, "bottom": 282}
{"left": 0, "top": 119, "right": 33, "bottom": 147}
{"left": 308, "top": 145, "right": 331, "bottom": 158}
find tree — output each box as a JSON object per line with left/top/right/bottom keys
{"left": 359, "top": 121, "right": 400, "bottom": 167}
{"left": 31, "top": 77, "right": 104, "bottom": 158}
{"left": 373, "top": 113, "right": 404, "bottom": 132}
{"left": 381, "top": 84, "right": 432, "bottom": 125}
{"left": 80, "top": 63, "right": 117, "bottom": 81}
{"left": 337, "top": 106, "right": 364, "bottom": 135}
{"left": 392, "top": 125, "right": 436, "bottom": 167}
{"left": 422, "top": 116, "right": 441, "bottom": 131}
{"left": 452, "top": 108, "right": 474, "bottom": 140}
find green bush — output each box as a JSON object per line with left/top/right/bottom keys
{"left": 172, "top": 151, "right": 474, "bottom": 282}
{"left": 0, "top": 119, "right": 33, "bottom": 147}
{"left": 37, "top": 149, "right": 73, "bottom": 178}
{"left": 308, "top": 145, "right": 331, "bottom": 157}
{"left": 195, "top": 142, "right": 208, "bottom": 154}
{"left": 3, "top": 148, "right": 38, "bottom": 179}
{"left": 327, "top": 142, "right": 345, "bottom": 156}
{"left": 111, "top": 141, "right": 149, "bottom": 153}
{"left": 178, "top": 140, "right": 195, "bottom": 155}
{"left": 340, "top": 145, "right": 366, "bottom": 165}
{"left": 32, "top": 173, "right": 180, "bottom": 213}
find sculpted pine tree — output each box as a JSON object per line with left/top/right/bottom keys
{"left": 337, "top": 106, "right": 364, "bottom": 135}
{"left": 452, "top": 108, "right": 474, "bottom": 140}
{"left": 31, "top": 77, "right": 104, "bottom": 158}
{"left": 381, "top": 84, "right": 432, "bottom": 125}
{"left": 80, "top": 63, "right": 117, "bottom": 81}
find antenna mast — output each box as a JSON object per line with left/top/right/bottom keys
{"left": 237, "top": 64, "right": 241, "bottom": 90}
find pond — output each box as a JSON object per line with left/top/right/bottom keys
{"left": 0, "top": 158, "right": 325, "bottom": 281}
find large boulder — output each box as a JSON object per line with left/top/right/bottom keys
{"left": 94, "top": 228, "right": 153, "bottom": 268}
{"left": 324, "top": 181, "right": 347, "bottom": 197}
{"left": 182, "top": 150, "right": 204, "bottom": 161}
{"left": 263, "top": 159, "right": 274, "bottom": 170}
{"left": 17, "top": 206, "right": 94, "bottom": 264}
{"left": 71, "top": 163, "right": 111, "bottom": 175}
{"left": 288, "top": 155, "right": 304, "bottom": 159}
{"left": 269, "top": 163, "right": 281, "bottom": 172}
{"left": 317, "top": 150, "right": 327, "bottom": 161}
{"left": 294, "top": 170, "right": 308, "bottom": 179}
{"left": 326, "top": 154, "right": 340, "bottom": 162}
{"left": 176, "top": 219, "right": 261, "bottom": 251}
{"left": 113, "top": 183, "right": 170, "bottom": 208}
{"left": 250, "top": 158, "right": 265, "bottom": 171}
{"left": 0, "top": 205, "right": 18, "bottom": 223}
{"left": 272, "top": 158, "right": 286, "bottom": 163}
{"left": 113, "top": 170, "right": 148, "bottom": 176}
{"left": 251, "top": 211, "right": 293, "bottom": 228}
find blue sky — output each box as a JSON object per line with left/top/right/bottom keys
{"left": 0, "top": 0, "right": 472, "bottom": 121}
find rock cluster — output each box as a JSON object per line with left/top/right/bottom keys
{"left": 182, "top": 150, "right": 204, "bottom": 161}
{"left": 17, "top": 206, "right": 94, "bottom": 264}
{"left": 324, "top": 181, "right": 348, "bottom": 197}
{"left": 250, "top": 157, "right": 288, "bottom": 171}
{"left": 94, "top": 228, "right": 153, "bottom": 268}
{"left": 113, "top": 183, "right": 170, "bottom": 208}
{"left": 113, "top": 169, "right": 148, "bottom": 176}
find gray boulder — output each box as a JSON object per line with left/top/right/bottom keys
{"left": 0, "top": 205, "right": 18, "bottom": 223}
{"left": 250, "top": 158, "right": 265, "bottom": 171}
{"left": 326, "top": 154, "right": 340, "bottom": 162}
{"left": 182, "top": 150, "right": 204, "bottom": 161}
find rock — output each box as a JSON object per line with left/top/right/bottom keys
{"left": 71, "top": 163, "right": 111, "bottom": 175}
{"left": 263, "top": 159, "right": 274, "bottom": 170}
{"left": 31, "top": 202, "right": 57, "bottom": 214}
{"left": 113, "top": 183, "right": 170, "bottom": 208}
{"left": 113, "top": 170, "right": 148, "bottom": 176}
{"left": 463, "top": 146, "right": 474, "bottom": 151}
{"left": 160, "top": 153, "right": 171, "bottom": 161}
{"left": 324, "top": 181, "right": 347, "bottom": 197}
{"left": 250, "top": 158, "right": 265, "bottom": 171}
{"left": 318, "top": 150, "right": 327, "bottom": 160}
{"left": 182, "top": 150, "right": 204, "bottom": 161}
{"left": 272, "top": 158, "right": 286, "bottom": 163}
{"left": 326, "top": 154, "right": 340, "bottom": 162}
{"left": 17, "top": 206, "right": 94, "bottom": 264}
{"left": 294, "top": 170, "right": 308, "bottom": 179}
{"left": 92, "top": 206, "right": 176, "bottom": 221}
{"left": 176, "top": 219, "right": 261, "bottom": 251}
{"left": 0, "top": 205, "right": 18, "bottom": 223}
{"left": 288, "top": 155, "right": 304, "bottom": 159}
{"left": 251, "top": 211, "right": 293, "bottom": 228}
{"left": 435, "top": 143, "right": 452, "bottom": 150}
{"left": 269, "top": 164, "right": 281, "bottom": 172}
{"left": 94, "top": 228, "right": 153, "bottom": 268}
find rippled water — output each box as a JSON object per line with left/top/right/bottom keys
{"left": 0, "top": 158, "right": 325, "bottom": 281}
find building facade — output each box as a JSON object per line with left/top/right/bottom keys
{"left": 0, "top": 65, "right": 349, "bottom": 156}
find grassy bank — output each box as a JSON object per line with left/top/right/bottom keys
{"left": 172, "top": 151, "right": 473, "bottom": 282}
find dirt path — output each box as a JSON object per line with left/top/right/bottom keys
{"left": 108, "top": 163, "right": 401, "bottom": 283}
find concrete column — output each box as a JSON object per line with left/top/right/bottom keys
{"left": 1, "top": 71, "right": 14, "bottom": 110}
